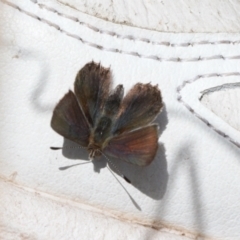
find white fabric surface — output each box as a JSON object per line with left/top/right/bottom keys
{"left": 0, "top": 0, "right": 240, "bottom": 239}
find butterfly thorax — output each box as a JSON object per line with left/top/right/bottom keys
{"left": 87, "top": 115, "right": 113, "bottom": 159}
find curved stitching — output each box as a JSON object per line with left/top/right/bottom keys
{"left": 177, "top": 72, "right": 240, "bottom": 148}
{"left": 2, "top": 0, "right": 240, "bottom": 63}
{"left": 32, "top": 0, "right": 240, "bottom": 48}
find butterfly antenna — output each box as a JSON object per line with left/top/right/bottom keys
{"left": 59, "top": 161, "right": 92, "bottom": 170}
{"left": 50, "top": 145, "right": 91, "bottom": 170}
{"left": 51, "top": 146, "right": 131, "bottom": 183}
{"left": 105, "top": 159, "right": 141, "bottom": 211}
{"left": 50, "top": 146, "right": 87, "bottom": 150}
{"left": 100, "top": 151, "right": 131, "bottom": 184}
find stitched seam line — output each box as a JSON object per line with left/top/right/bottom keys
{"left": 2, "top": 0, "right": 240, "bottom": 63}
{"left": 31, "top": 0, "right": 240, "bottom": 48}
{"left": 177, "top": 72, "right": 240, "bottom": 148}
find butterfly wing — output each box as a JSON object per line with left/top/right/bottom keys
{"left": 74, "top": 62, "right": 111, "bottom": 127}
{"left": 112, "top": 83, "right": 163, "bottom": 135}
{"left": 103, "top": 125, "right": 159, "bottom": 166}
{"left": 104, "top": 84, "right": 124, "bottom": 117}
{"left": 51, "top": 90, "right": 90, "bottom": 147}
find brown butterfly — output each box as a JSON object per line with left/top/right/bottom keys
{"left": 51, "top": 61, "right": 163, "bottom": 168}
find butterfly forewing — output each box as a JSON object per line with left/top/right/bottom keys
{"left": 103, "top": 125, "right": 159, "bottom": 166}
{"left": 51, "top": 90, "right": 90, "bottom": 147}
{"left": 112, "top": 83, "right": 163, "bottom": 135}
{"left": 74, "top": 62, "right": 111, "bottom": 127}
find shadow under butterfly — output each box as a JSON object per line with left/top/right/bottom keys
{"left": 51, "top": 61, "right": 168, "bottom": 202}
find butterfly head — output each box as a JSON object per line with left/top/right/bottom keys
{"left": 87, "top": 143, "right": 102, "bottom": 160}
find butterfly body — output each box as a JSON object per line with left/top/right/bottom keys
{"left": 51, "top": 62, "right": 163, "bottom": 166}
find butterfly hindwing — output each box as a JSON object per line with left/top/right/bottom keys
{"left": 112, "top": 83, "right": 163, "bottom": 134}
{"left": 74, "top": 62, "right": 111, "bottom": 127}
{"left": 103, "top": 124, "right": 159, "bottom": 166}
{"left": 51, "top": 90, "right": 90, "bottom": 147}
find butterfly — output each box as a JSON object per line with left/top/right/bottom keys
{"left": 51, "top": 61, "right": 163, "bottom": 167}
